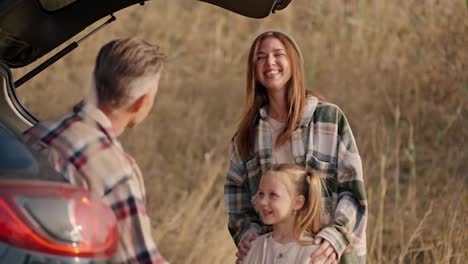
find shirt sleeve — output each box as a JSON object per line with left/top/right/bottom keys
{"left": 69, "top": 139, "right": 169, "bottom": 264}
{"left": 224, "top": 139, "right": 266, "bottom": 246}
{"left": 103, "top": 181, "right": 170, "bottom": 264}
{"left": 317, "top": 109, "right": 367, "bottom": 258}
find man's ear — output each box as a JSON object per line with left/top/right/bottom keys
{"left": 127, "top": 94, "right": 148, "bottom": 113}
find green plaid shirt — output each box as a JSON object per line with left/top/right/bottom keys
{"left": 225, "top": 96, "right": 367, "bottom": 262}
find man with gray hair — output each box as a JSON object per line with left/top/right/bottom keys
{"left": 23, "top": 38, "right": 169, "bottom": 264}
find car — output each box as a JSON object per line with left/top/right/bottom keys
{"left": 0, "top": 0, "right": 293, "bottom": 263}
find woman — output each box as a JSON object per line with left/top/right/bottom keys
{"left": 224, "top": 31, "right": 367, "bottom": 264}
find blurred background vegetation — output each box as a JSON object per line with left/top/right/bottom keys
{"left": 13, "top": 0, "right": 468, "bottom": 263}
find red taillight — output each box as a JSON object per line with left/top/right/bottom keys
{"left": 0, "top": 180, "right": 118, "bottom": 258}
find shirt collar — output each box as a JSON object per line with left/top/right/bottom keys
{"left": 73, "top": 101, "right": 118, "bottom": 142}
{"left": 258, "top": 96, "right": 318, "bottom": 127}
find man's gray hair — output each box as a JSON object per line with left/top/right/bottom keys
{"left": 93, "top": 38, "right": 165, "bottom": 109}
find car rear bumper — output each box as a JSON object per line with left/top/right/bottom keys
{"left": 0, "top": 242, "right": 108, "bottom": 263}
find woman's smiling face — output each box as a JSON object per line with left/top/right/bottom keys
{"left": 254, "top": 36, "right": 292, "bottom": 94}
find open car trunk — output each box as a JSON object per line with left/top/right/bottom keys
{"left": 0, "top": 0, "right": 293, "bottom": 68}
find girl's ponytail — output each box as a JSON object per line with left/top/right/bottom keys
{"left": 294, "top": 170, "right": 325, "bottom": 243}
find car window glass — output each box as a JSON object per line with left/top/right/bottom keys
{"left": 0, "top": 125, "right": 66, "bottom": 181}
{"left": 0, "top": 125, "right": 38, "bottom": 176}
{"left": 38, "top": 0, "right": 78, "bottom": 11}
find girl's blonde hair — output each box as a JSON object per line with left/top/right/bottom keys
{"left": 236, "top": 31, "right": 307, "bottom": 160}
{"left": 266, "top": 164, "right": 325, "bottom": 243}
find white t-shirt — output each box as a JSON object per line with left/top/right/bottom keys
{"left": 243, "top": 233, "right": 323, "bottom": 264}
{"left": 269, "top": 117, "right": 294, "bottom": 164}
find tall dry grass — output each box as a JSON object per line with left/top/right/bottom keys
{"left": 13, "top": 0, "right": 468, "bottom": 263}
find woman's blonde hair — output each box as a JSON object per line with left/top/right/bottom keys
{"left": 236, "top": 31, "right": 307, "bottom": 160}
{"left": 265, "top": 164, "right": 325, "bottom": 243}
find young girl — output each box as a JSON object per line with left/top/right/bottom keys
{"left": 242, "top": 164, "right": 326, "bottom": 264}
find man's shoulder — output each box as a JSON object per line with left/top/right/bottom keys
{"left": 26, "top": 112, "right": 107, "bottom": 148}
{"left": 23, "top": 111, "right": 122, "bottom": 176}
{"left": 25, "top": 111, "right": 81, "bottom": 140}
{"left": 23, "top": 111, "right": 139, "bottom": 197}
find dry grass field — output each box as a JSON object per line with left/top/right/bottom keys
{"left": 13, "top": 0, "right": 468, "bottom": 263}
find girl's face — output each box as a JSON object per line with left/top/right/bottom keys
{"left": 254, "top": 36, "right": 292, "bottom": 94}
{"left": 255, "top": 174, "right": 300, "bottom": 226}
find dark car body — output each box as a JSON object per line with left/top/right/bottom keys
{"left": 0, "top": 0, "right": 292, "bottom": 263}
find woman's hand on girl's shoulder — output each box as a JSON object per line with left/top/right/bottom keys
{"left": 236, "top": 232, "right": 258, "bottom": 263}
{"left": 309, "top": 237, "right": 338, "bottom": 264}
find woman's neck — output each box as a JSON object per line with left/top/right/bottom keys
{"left": 268, "top": 92, "right": 288, "bottom": 121}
